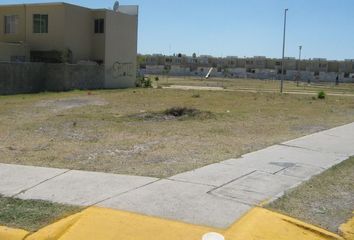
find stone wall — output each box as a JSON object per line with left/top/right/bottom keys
{"left": 0, "top": 62, "right": 105, "bottom": 95}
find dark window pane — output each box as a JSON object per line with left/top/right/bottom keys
{"left": 94, "top": 19, "right": 99, "bottom": 33}
{"left": 4, "top": 16, "right": 10, "bottom": 33}
{"left": 33, "top": 14, "right": 40, "bottom": 33}
{"left": 99, "top": 19, "right": 104, "bottom": 33}
{"left": 94, "top": 18, "right": 104, "bottom": 33}
{"left": 41, "top": 15, "right": 48, "bottom": 33}
{"left": 33, "top": 14, "right": 48, "bottom": 33}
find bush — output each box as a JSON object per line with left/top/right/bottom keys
{"left": 192, "top": 93, "right": 201, "bottom": 98}
{"left": 144, "top": 77, "right": 152, "bottom": 88}
{"left": 318, "top": 91, "right": 326, "bottom": 99}
{"left": 136, "top": 76, "right": 152, "bottom": 88}
{"left": 155, "top": 76, "right": 159, "bottom": 81}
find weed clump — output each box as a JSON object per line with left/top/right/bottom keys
{"left": 318, "top": 91, "right": 326, "bottom": 99}
{"left": 136, "top": 77, "right": 152, "bottom": 88}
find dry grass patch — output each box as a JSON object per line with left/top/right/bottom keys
{"left": 267, "top": 157, "right": 354, "bottom": 233}
{"left": 0, "top": 88, "right": 353, "bottom": 178}
{"left": 0, "top": 195, "right": 81, "bottom": 232}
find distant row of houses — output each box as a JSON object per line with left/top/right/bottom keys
{"left": 139, "top": 54, "right": 354, "bottom": 82}
{"left": 0, "top": 2, "right": 138, "bottom": 88}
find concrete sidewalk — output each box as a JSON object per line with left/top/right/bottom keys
{"left": 1, "top": 123, "right": 353, "bottom": 228}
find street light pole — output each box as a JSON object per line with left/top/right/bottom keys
{"left": 297, "top": 45, "right": 302, "bottom": 86}
{"left": 280, "top": 8, "right": 288, "bottom": 93}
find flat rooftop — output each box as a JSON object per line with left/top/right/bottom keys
{"left": 0, "top": 2, "right": 138, "bottom": 15}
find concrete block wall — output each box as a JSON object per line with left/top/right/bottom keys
{"left": 45, "top": 64, "right": 105, "bottom": 91}
{"left": 169, "top": 66, "right": 191, "bottom": 76}
{"left": 0, "top": 62, "right": 105, "bottom": 95}
{"left": 0, "top": 62, "right": 45, "bottom": 94}
{"left": 145, "top": 65, "right": 165, "bottom": 74}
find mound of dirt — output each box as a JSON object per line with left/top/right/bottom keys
{"left": 131, "top": 107, "right": 213, "bottom": 121}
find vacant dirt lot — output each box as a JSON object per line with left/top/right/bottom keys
{"left": 267, "top": 157, "right": 354, "bottom": 233}
{"left": 0, "top": 87, "right": 354, "bottom": 177}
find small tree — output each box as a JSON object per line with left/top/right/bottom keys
{"left": 163, "top": 66, "right": 171, "bottom": 84}
{"left": 155, "top": 76, "right": 159, "bottom": 87}
{"left": 335, "top": 74, "right": 339, "bottom": 86}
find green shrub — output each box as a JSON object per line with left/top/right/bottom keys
{"left": 144, "top": 77, "right": 152, "bottom": 88}
{"left": 155, "top": 76, "right": 159, "bottom": 81}
{"left": 135, "top": 77, "right": 152, "bottom": 88}
{"left": 318, "top": 91, "right": 326, "bottom": 99}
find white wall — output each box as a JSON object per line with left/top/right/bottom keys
{"left": 104, "top": 9, "right": 138, "bottom": 88}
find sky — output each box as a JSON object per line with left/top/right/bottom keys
{"left": 1, "top": 0, "right": 354, "bottom": 60}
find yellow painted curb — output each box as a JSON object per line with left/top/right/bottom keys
{"left": 26, "top": 212, "right": 84, "bottom": 240}
{"left": 27, "top": 207, "right": 216, "bottom": 240}
{"left": 225, "top": 208, "right": 344, "bottom": 240}
{"left": 0, "top": 207, "right": 349, "bottom": 240}
{"left": 339, "top": 212, "right": 354, "bottom": 240}
{"left": 0, "top": 226, "right": 28, "bottom": 240}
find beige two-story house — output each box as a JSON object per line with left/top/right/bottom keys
{"left": 0, "top": 2, "right": 138, "bottom": 88}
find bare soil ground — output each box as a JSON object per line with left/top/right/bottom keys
{"left": 267, "top": 157, "right": 354, "bottom": 233}
{"left": 0, "top": 86, "right": 354, "bottom": 178}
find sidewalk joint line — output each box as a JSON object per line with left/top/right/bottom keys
{"left": 92, "top": 179, "right": 162, "bottom": 206}
{"left": 278, "top": 143, "right": 322, "bottom": 153}
{"left": 208, "top": 191, "right": 264, "bottom": 207}
{"left": 167, "top": 178, "right": 217, "bottom": 187}
{"left": 207, "top": 170, "right": 257, "bottom": 194}
{"left": 271, "top": 167, "right": 289, "bottom": 175}
{"left": 322, "top": 133, "right": 343, "bottom": 138}
{"left": 11, "top": 169, "right": 72, "bottom": 198}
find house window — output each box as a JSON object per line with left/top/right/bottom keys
{"left": 33, "top": 14, "right": 48, "bottom": 33}
{"left": 94, "top": 19, "right": 104, "bottom": 33}
{"left": 10, "top": 56, "right": 25, "bottom": 62}
{"left": 277, "top": 69, "right": 286, "bottom": 75}
{"left": 4, "top": 15, "right": 19, "bottom": 34}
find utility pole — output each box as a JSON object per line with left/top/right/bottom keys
{"left": 280, "top": 9, "right": 288, "bottom": 93}
{"left": 297, "top": 45, "right": 302, "bottom": 86}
